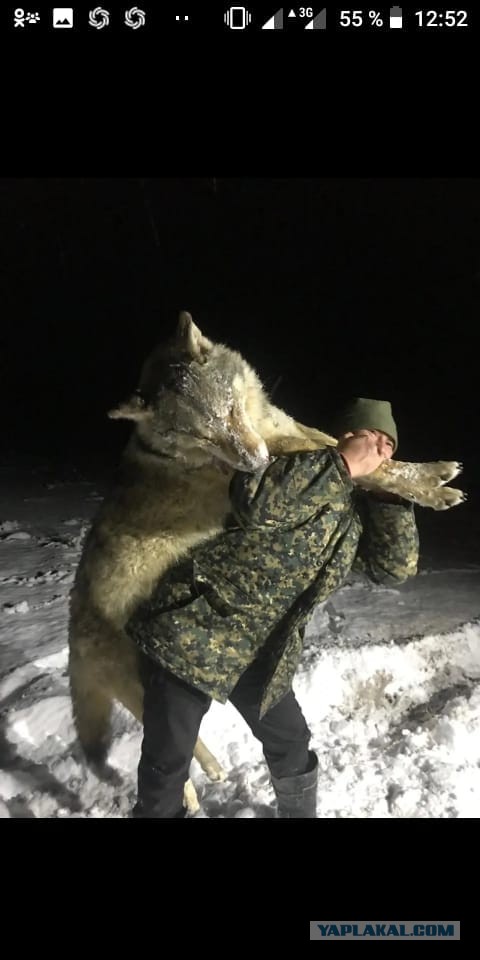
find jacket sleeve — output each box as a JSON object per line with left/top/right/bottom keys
{"left": 228, "top": 448, "right": 354, "bottom": 530}
{"left": 353, "top": 493, "right": 419, "bottom": 585}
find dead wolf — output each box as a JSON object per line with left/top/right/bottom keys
{"left": 68, "top": 312, "right": 464, "bottom": 811}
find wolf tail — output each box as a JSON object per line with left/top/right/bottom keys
{"left": 69, "top": 654, "right": 113, "bottom": 766}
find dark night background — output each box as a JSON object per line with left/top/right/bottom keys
{"left": 1, "top": 178, "right": 478, "bottom": 503}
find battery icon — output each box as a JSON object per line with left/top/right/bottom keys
{"left": 389, "top": 6, "right": 403, "bottom": 28}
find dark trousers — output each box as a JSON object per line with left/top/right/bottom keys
{"left": 134, "top": 651, "right": 311, "bottom": 818}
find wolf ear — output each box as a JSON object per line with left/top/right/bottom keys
{"left": 108, "top": 393, "right": 152, "bottom": 422}
{"left": 176, "top": 311, "right": 213, "bottom": 360}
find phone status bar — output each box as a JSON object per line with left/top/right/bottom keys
{"left": 7, "top": 6, "right": 474, "bottom": 34}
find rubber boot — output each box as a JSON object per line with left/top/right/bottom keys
{"left": 270, "top": 750, "right": 318, "bottom": 818}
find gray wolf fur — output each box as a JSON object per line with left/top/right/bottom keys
{"left": 68, "top": 312, "right": 464, "bottom": 811}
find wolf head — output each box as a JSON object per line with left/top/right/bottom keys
{"left": 109, "top": 312, "right": 270, "bottom": 472}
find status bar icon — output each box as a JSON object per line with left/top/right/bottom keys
{"left": 389, "top": 6, "right": 403, "bottom": 28}
{"left": 224, "top": 6, "right": 252, "bottom": 29}
{"left": 262, "top": 7, "right": 283, "bottom": 29}
{"left": 305, "top": 8, "right": 326, "bottom": 29}
{"left": 53, "top": 7, "right": 73, "bottom": 28}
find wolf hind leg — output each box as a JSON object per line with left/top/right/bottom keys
{"left": 193, "top": 737, "right": 227, "bottom": 781}
{"left": 182, "top": 748, "right": 227, "bottom": 816}
{"left": 183, "top": 778, "right": 201, "bottom": 814}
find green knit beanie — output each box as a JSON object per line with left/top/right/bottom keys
{"left": 333, "top": 398, "right": 398, "bottom": 453}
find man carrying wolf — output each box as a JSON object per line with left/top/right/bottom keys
{"left": 126, "top": 398, "right": 419, "bottom": 818}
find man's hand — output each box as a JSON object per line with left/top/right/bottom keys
{"left": 337, "top": 430, "right": 393, "bottom": 478}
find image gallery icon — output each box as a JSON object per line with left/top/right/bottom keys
{"left": 53, "top": 7, "right": 74, "bottom": 28}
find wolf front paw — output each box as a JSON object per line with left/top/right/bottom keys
{"left": 428, "top": 486, "right": 467, "bottom": 510}
{"left": 429, "top": 461, "right": 463, "bottom": 484}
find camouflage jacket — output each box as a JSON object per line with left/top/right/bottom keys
{"left": 126, "top": 449, "right": 419, "bottom": 715}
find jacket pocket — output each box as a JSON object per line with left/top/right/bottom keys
{"left": 192, "top": 559, "right": 253, "bottom": 614}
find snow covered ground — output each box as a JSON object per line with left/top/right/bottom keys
{"left": 1, "top": 461, "right": 479, "bottom": 818}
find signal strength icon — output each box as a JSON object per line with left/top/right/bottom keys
{"left": 262, "top": 7, "right": 284, "bottom": 29}
{"left": 305, "top": 7, "right": 326, "bottom": 29}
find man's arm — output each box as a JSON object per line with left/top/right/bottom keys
{"left": 353, "top": 491, "right": 419, "bottom": 585}
{"left": 229, "top": 448, "right": 355, "bottom": 530}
